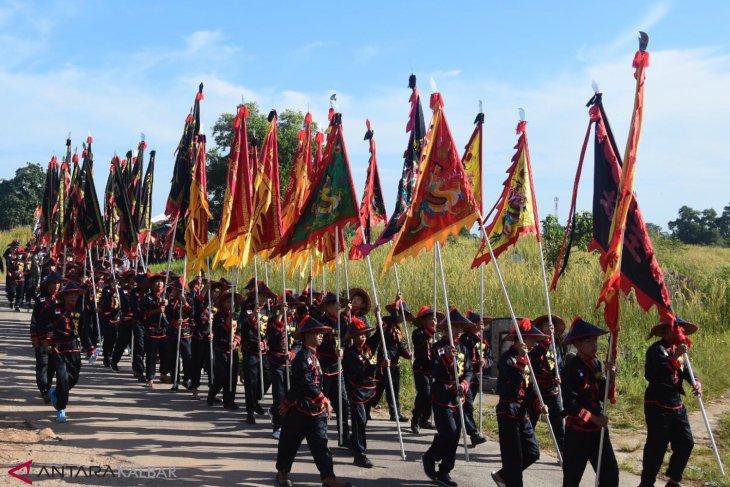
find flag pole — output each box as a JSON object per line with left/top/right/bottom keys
{"left": 389, "top": 241, "right": 414, "bottom": 364}
{"left": 335, "top": 226, "right": 344, "bottom": 446}
{"left": 206, "top": 257, "right": 214, "bottom": 384}
{"left": 477, "top": 219, "right": 563, "bottom": 464}
{"left": 308, "top": 253, "right": 314, "bottom": 306}
{"left": 479, "top": 259, "right": 485, "bottom": 434}
{"left": 172, "top": 255, "right": 187, "bottom": 391}
{"left": 86, "top": 248, "right": 102, "bottom": 362}
{"left": 365, "top": 251, "right": 407, "bottom": 461}
{"left": 281, "top": 256, "right": 290, "bottom": 389}
{"left": 435, "top": 241, "right": 470, "bottom": 461}
{"left": 684, "top": 351, "right": 725, "bottom": 476}
{"left": 595, "top": 331, "right": 614, "bottom": 486}
{"left": 253, "top": 256, "right": 266, "bottom": 397}
{"left": 158, "top": 217, "right": 179, "bottom": 335}
{"left": 230, "top": 267, "right": 240, "bottom": 392}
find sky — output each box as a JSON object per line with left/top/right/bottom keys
{"left": 0, "top": 0, "right": 728, "bottom": 230}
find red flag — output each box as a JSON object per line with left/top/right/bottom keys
{"left": 280, "top": 113, "right": 314, "bottom": 236}
{"left": 185, "top": 132, "right": 211, "bottom": 274}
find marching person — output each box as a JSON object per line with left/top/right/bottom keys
{"left": 410, "top": 305, "right": 442, "bottom": 434}
{"left": 189, "top": 279, "right": 223, "bottom": 399}
{"left": 422, "top": 308, "right": 473, "bottom": 487}
{"left": 560, "top": 317, "right": 618, "bottom": 487}
{"left": 527, "top": 314, "right": 566, "bottom": 453}
{"left": 98, "top": 271, "right": 120, "bottom": 368}
{"left": 275, "top": 315, "right": 351, "bottom": 487}
{"left": 130, "top": 272, "right": 148, "bottom": 381}
{"left": 491, "top": 318, "right": 547, "bottom": 487}
{"left": 208, "top": 289, "right": 243, "bottom": 409}
{"left": 142, "top": 272, "right": 169, "bottom": 388}
{"left": 110, "top": 270, "right": 136, "bottom": 372}
{"left": 342, "top": 316, "right": 386, "bottom": 468}
{"left": 41, "top": 283, "right": 96, "bottom": 423}
{"left": 369, "top": 297, "right": 412, "bottom": 422}
{"left": 30, "top": 271, "right": 63, "bottom": 403}
{"left": 7, "top": 247, "right": 25, "bottom": 311}
{"left": 165, "top": 277, "right": 193, "bottom": 391}
{"left": 461, "top": 311, "right": 488, "bottom": 447}
{"left": 639, "top": 318, "right": 701, "bottom": 487}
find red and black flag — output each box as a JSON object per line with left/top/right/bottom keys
{"left": 358, "top": 74, "right": 425, "bottom": 256}
{"left": 113, "top": 156, "right": 139, "bottom": 257}
{"left": 350, "top": 119, "right": 387, "bottom": 260}
{"left": 130, "top": 136, "right": 146, "bottom": 221}
{"left": 40, "top": 155, "right": 59, "bottom": 245}
{"left": 77, "top": 136, "right": 105, "bottom": 246}
{"left": 138, "top": 150, "right": 155, "bottom": 245}
{"left": 103, "top": 157, "right": 118, "bottom": 242}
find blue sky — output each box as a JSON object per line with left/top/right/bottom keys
{"left": 1, "top": 0, "right": 729, "bottom": 229}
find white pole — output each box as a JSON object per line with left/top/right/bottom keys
{"left": 281, "top": 256, "right": 290, "bottom": 389}
{"left": 253, "top": 256, "right": 265, "bottom": 396}
{"left": 537, "top": 239, "right": 562, "bottom": 387}
{"left": 172, "top": 256, "right": 187, "bottom": 389}
{"left": 435, "top": 242, "right": 470, "bottom": 462}
{"left": 595, "top": 332, "right": 614, "bottom": 486}
{"left": 335, "top": 227, "right": 343, "bottom": 445}
{"left": 479, "top": 260, "right": 485, "bottom": 434}
{"left": 206, "top": 257, "right": 214, "bottom": 384}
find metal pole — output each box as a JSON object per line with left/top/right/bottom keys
{"left": 435, "top": 242, "right": 470, "bottom": 462}
{"left": 684, "top": 352, "right": 725, "bottom": 476}
{"left": 86, "top": 248, "right": 102, "bottom": 362}
{"left": 479, "top": 261, "right": 484, "bottom": 434}
{"left": 281, "top": 256, "right": 290, "bottom": 389}
{"left": 595, "top": 332, "right": 614, "bottom": 486}
{"left": 433, "top": 249, "right": 438, "bottom": 314}
{"left": 477, "top": 220, "right": 563, "bottom": 464}
{"left": 308, "top": 253, "right": 314, "bottom": 307}
{"left": 137, "top": 242, "right": 147, "bottom": 272}
{"left": 253, "top": 256, "right": 265, "bottom": 397}
{"left": 335, "top": 227, "right": 343, "bottom": 446}
{"left": 62, "top": 246, "right": 68, "bottom": 278}
{"left": 172, "top": 256, "right": 187, "bottom": 390}
{"left": 230, "top": 268, "right": 240, "bottom": 392}
{"left": 392, "top": 262, "right": 414, "bottom": 364}
{"left": 537, "top": 239, "right": 562, "bottom": 386}
{"left": 365, "top": 253, "right": 407, "bottom": 461}
{"left": 206, "top": 257, "right": 214, "bottom": 384}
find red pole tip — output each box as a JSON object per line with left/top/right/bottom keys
{"left": 87, "top": 136, "right": 93, "bottom": 144}
{"left": 304, "top": 113, "right": 312, "bottom": 124}
{"left": 516, "top": 121, "right": 528, "bottom": 135}
{"left": 429, "top": 93, "right": 444, "bottom": 110}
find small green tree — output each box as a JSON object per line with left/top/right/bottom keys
{"left": 0, "top": 162, "right": 45, "bottom": 230}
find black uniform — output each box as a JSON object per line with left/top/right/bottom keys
{"left": 98, "top": 284, "right": 119, "bottom": 365}
{"left": 276, "top": 345, "right": 336, "bottom": 480}
{"left": 266, "top": 314, "right": 297, "bottom": 431}
{"left": 411, "top": 326, "right": 436, "bottom": 426}
{"left": 30, "top": 290, "right": 56, "bottom": 396}
{"left": 342, "top": 341, "right": 378, "bottom": 459}
{"left": 165, "top": 295, "right": 193, "bottom": 385}
{"left": 142, "top": 292, "right": 168, "bottom": 381}
{"left": 7, "top": 256, "right": 24, "bottom": 308}
{"left": 240, "top": 306, "right": 272, "bottom": 414}
{"left": 368, "top": 318, "right": 411, "bottom": 418}
{"left": 423, "top": 337, "right": 472, "bottom": 477}
{"left": 495, "top": 347, "right": 540, "bottom": 487}
{"left": 639, "top": 339, "right": 696, "bottom": 486}
{"left": 40, "top": 301, "right": 94, "bottom": 411}
{"left": 208, "top": 310, "right": 241, "bottom": 405}
{"left": 130, "top": 285, "right": 146, "bottom": 376}
{"left": 111, "top": 282, "right": 136, "bottom": 369}
{"left": 460, "top": 331, "right": 483, "bottom": 437}
{"left": 561, "top": 355, "right": 618, "bottom": 487}
{"left": 189, "top": 294, "right": 213, "bottom": 391}
{"left": 317, "top": 312, "right": 349, "bottom": 442}
{"left": 528, "top": 338, "right": 565, "bottom": 452}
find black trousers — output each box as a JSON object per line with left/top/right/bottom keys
{"left": 112, "top": 319, "right": 133, "bottom": 366}
{"left": 529, "top": 391, "right": 565, "bottom": 453}
{"left": 165, "top": 334, "right": 192, "bottom": 383}
{"left": 322, "top": 372, "right": 349, "bottom": 441}
{"left": 463, "top": 388, "right": 479, "bottom": 436}
{"left": 190, "top": 339, "right": 213, "bottom": 390}
{"left": 349, "top": 400, "right": 369, "bottom": 457}
{"left": 131, "top": 322, "right": 145, "bottom": 374}
{"left": 210, "top": 350, "right": 238, "bottom": 405}
{"left": 10, "top": 281, "right": 23, "bottom": 305}
{"left": 243, "top": 351, "right": 271, "bottom": 412}
{"left": 144, "top": 336, "right": 167, "bottom": 381}
{"left": 562, "top": 427, "right": 618, "bottom": 487}
{"left": 101, "top": 317, "right": 116, "bottom": 360}
{"left": 372, "top": 364, "right": 402, "bottom": 416}
{"left": 496, "top": 415, "right": 540, "bottom": 487}
{"left": 34, "top": 346, "right": 55, "bottom": 394}
{"left": 270, "top": 363, "right": 288, "bottom": 430}
{"left": 424, "top": 405, "right": 462, "bottom": 475}
{"left": 640, "top": 403, "right": 694, "bottom": 485}
{"left": 276, "top": 408, "right": 335, "bottom": 480}
{"left": 24, "top": 278, "right": 37, "bottom": 304}
{"left": 51, "top": 352, "right": 81, "bottom": 411}
{"left": 412, "top": 372, "right": 432, "bottom": 423}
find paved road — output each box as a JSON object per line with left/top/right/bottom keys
{"left": 0, "top": 297, "right": 640, "bottom": 486}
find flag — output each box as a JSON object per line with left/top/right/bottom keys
{"left": 471, "top": 119, "right": 539, "bottom": 268}
{"left": 103, "top": 157, "right": 117, "bottom": 242}
{"left": 113, "top": 156, "right": 139, "bottom": 257}
{"left": 463, "top": 112, "right": 484, "bottom": 214}
{"left": 597, "top": 36, "right": 653, "bottom": 374}
{"left": 313, "top": 130, "right": 325, "bottom": 176}
{"left": 384, "top": 92, "right": 479, "bottom": 274}
{"left": 186, "top": 133, "right": 211, "bottom": 274}
{"left": 61, "top": 152, "right": 82, "bottom": 255}
{"left": 359, "top": 74, "right": 425, "bottom": 256}
{"left": 243, "top": 109, "right": 283, "bottom": 264}
{"left": 77, "top": 136, "right": 105, "bottom": 246}
{"left": 40, "top": 156, "right": 58, "bottom": 245}
{"left": 280, "top": 113, "right": 314, "bottom": 235}
{"left": 138, "top": 150, "right": 155, "bottom": 245}
{"left": 130, "top": 137, "right": 146, "bottom": 222}
{"left": 53, "top": 143, "right": 71, "bottom": 258}
{"left": 272, "top": 112, "right": 360, "bottom": 265}
{"left": 350, "top": 119, "right": 387, "bottom": 260}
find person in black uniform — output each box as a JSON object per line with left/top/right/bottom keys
{"left": 369, "top": 298, "right": 412, "bottom": 422}
{"left": 110, "top": 270, "right": 136, "bottom": 372}
{"left": 240, "top": 282, "right": 276, "bottom": 424}
{"left": 7, "top": 247, "right": 25, "bottom": 311}
{"left": 142, "top": 272, "right": 169, "bottom": 388}
{"left": 491, "top": 318, "right": 547, "bottom": 487}
{"left": 527, "top": 314, "right": 566, "bottom": 454}
{"left": 639, "top": 318, "right": 701, "bottom": 487}
{"left": 130, "top": 272, "right": 148, "bottom": 381}
{"left": 30, "top": 271, "right": 63, "bottom": 403}
{"left": 461, "top": 310, "right": 488, "bottom": 447}
{"left": 410, "top": 305, "right": 443, "bottom": 434}
{"left": 316, "top": 292, "right": 350, "bottom": 445}
{"left": 343, "top": 316, "right": 386, "bottom": 468}
{"left": 560, "top": 317, "right": 618, "bottom": 487}
{"left": 189, "top": 279, "right": 224, "bottom": 399}
{"left": 275, "top": 315, "right": 351, "bottom": 487}
{"left": 422, "top": 308, "right": 473, "bottom": 487}
{"left": 40, "top": 283, "right": 96, "bottom": 423}
{"left": 208, "top": 289, "right": 243, "bottom": 409}
{"left": 98, "top": 271, "right": 119, "bottom": 368}
{"left": 165, "top": 277, "right": 193, "bottom": 391}
{"left": 267, "top": 291, "right": 302, "bottom": 438}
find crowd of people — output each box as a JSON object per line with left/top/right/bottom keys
{"left": 4, "top": 238, "right": 704, "bottom": 487}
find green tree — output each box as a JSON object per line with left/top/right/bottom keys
{"left": 717, "top": 203, "right": 730, "bottom": 243}
{"left": 541, "top": 211, "right": 594, "bottom": 267}
{"left": 206, "top": 103, "right": 318, "bottom": 232}
{"left": 668, "top": 205, "right": 722, "bottom": 246}
{"left": 0, "top": 162, "right": 46, "bottom": 230}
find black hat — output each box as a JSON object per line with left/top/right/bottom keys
{"left": 562, "top": 317, "right": 608, "bottom": 345}
{"left": 216, "top": 291, "right": 244, "bottom": 308}
{"left": 534, "top": 314, "right": 567, "bottom": 335}
{"left": 345, "top": 288, "right": 371, "bottom": 314}
{"left": 344, "top": 316, "right": 375, "bottom": 340}
{"left": 437, "top": 308, "right": 474, "bottom": 330}
{"left": 41, "top": 272, "right": 64, "bottom": 287}
{"left": 318, "top": 292, "right": 340, "bottom": 308}
{"left": 247, "top": 282, "right": 277, "bottom": 300}
{"left": 58, "top": 282, "right": 84, "bottom": 297}
{"left": 506, "top": 318, "right": 549, "bottom": 341}
{"left": 650, "top": 317, "right": 698, "bottom": 338}
{"left": 294, "top": 315, "right": 333, "bottom": 339}
{"left": 385, "top": 300, "right": 414, "bottom": 321}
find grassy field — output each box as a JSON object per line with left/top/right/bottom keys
{"left": 5, "top": 226, "right": 730, "bottom": 483}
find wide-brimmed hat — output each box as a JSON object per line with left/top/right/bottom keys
{"left": 146, "top": 272, "right": 167, "bottom": 288}
{"left": 345, "top": 288, "right": 371, "bottom": 315}
{"left": 437, "top": 308, "right": 474, "bottom": 330}
{"left": 216, "top": 291, "right": 244, "bottom": 308}
{"left": 294, "top": 315, "right": 333, "bottom": 339}
{"left": 58, "top": 282, "right": 84, "bottom": 297}
{"left": 217, "top": 278, "right": 234, "bottom": 290}
{"left": 318, "top": 292, "right": 340, "bottom": 308}
{"left": 42, "top": 258, "right": 58, "bottom": 268}
{"left": 344, "top": 316, "right": 375, "bottom": 340}
{"left": 506, "top": 318, "right": 549, "bottom": 341}
{"left": 244, "top": 277, "right": 260, "bottom": 291}
{"left": 385, "top": 300, "right": 414, "bottom": 321}
{"left": 41, "top": 272, "right": 64, "bottom": 287}
{"left": 134, "top": 272, "right": 150, "bottom": 287}
{"left": 247, "top": 282, "right": 277, "bottom": 300}
{"left": 188, "top": 276, "right": 205, "bottom": 289}
{"left": 650, "top": 317, "right": 699, "bottom": 338}
{"left": 276, "top": 291, "right": 305, "bottom": 308}
{"left": 562, "top": 317, "right": 608, "bottom": 345}
{"left": 413, "top": 306, "right": 445, "bottom": 327}
{"left": 168, "top": 277, "right": 188, "bottom": 292}
{"left": 534, "top": 314, "right": 567, "bottom": 335}
{"left": 465, "top": 310, "right": 493, "bottom": 326}
{"left": 120, "top": 269, "right": 136, "bottom": 280}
